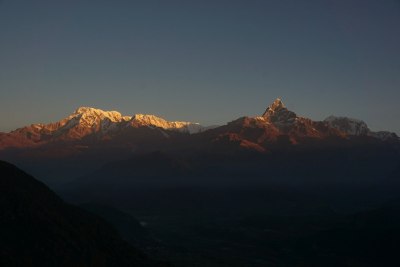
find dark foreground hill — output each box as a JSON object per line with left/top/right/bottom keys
{"left": 0, "top": 160, "right": 165, "bottom": 267}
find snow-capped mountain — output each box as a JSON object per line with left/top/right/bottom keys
{"left": 129, "top": 114, "right": 203, "bottom": 134}
{"left": 324, "top": 116, "right": 398, "bottom": 141}
{"left": 6, "top": 107, "right": 132, "bottom": 144}
{"left": 203, "top": 99, "right": 344, "bottom": 150}
{"left": 261, "top": 98, "right": 297, "bottom": 124}
{"left": 259, "top": 99, "right": 398, "bottom": 142}
{"left": 259, "top": 98, "right": 335, "bottom": 138}
{"left": 324, "top": 116, "right": 370, "bottom": 136}
{"left": 197, "top": 98, "right": 399, "bottom": 153}
{"left": 0, "top": 99, "right": 398, "bottom": 152}
{"left": 0, "top": 107, "right": 205, "bottom": 149}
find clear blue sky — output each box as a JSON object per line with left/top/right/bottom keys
{"left": 0, "top": 0, "right": 399, "bottom": 133}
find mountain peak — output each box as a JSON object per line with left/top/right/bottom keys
{"left": 74, "top": 106, "right": 112, "bottom": 115}
{"left": 74, "top": 106, "right": 96, "bottom": 114}
{"left": 262, "top": 98, "right": 286, "bottom": 116}
{"left": 74, "top": 106, "right": 119, "bottom": 116}
{"left": 71, "top": 107, "right": 129, "bottom": 122}
{"left": 261, "top": 98, "right": 297, "bottom": 123}
{"left": 270, "top": 98, "right": 285, "bottom": 110}
{"left": 131, "top": 114, "right": 203, "bottom": 133}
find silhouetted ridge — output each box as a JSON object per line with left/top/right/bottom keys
{"left": 0, "top": 161, "right": 161, "bottom": 267}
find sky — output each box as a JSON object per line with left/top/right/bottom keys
{"left": 0, "top": 0, "right": 399, "bottom": 133}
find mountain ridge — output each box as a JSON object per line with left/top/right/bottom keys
{"left": 0, "top": 99, "right": 398, "bottom": 152}
{"left": 0, "top": 107, "right": 206, "bottom": 149}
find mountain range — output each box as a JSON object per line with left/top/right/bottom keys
{"left": 0, "top": 98, "right": 397, "bottom": 152}
{"left": 0, "top": 98, "right": 398, "bottom": 187}
{"left": 2, "top": 99, "right": 400, "bottom": 267}
{"left": 0, "top": 106, "right": 204, "bottom": 149}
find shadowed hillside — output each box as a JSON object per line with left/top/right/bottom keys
{"left": 0, "top": 160, "right": 167, "bottom": 267}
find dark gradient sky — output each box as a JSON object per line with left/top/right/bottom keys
{"left": 0, "top": 0, "right": 399, "bottom": 133}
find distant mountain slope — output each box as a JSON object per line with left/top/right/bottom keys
{"left": 0, "top": 160, "right": 163, "bottom": 267}
{"left": 324, "top": 115, "right": 398, "bottom": 141}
